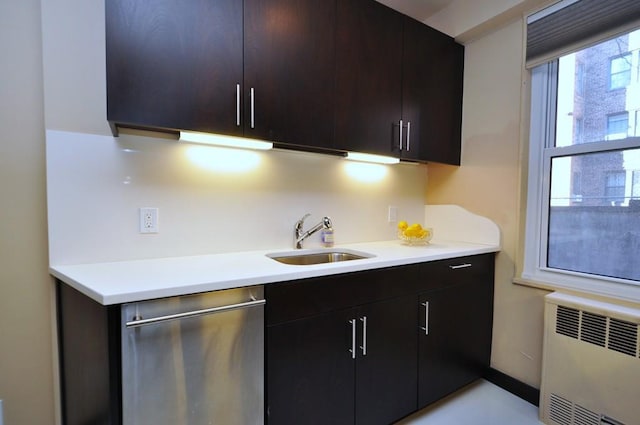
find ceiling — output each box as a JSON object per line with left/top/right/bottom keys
{"left": 375, "top": 0, "right": 455, "bottom": 22}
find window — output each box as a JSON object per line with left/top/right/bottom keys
{"left": 606, "top": 113, "right": 629, "bottom": 140}
{"left": 609, "top": 53, "right": 632, "bottom": 90}
{"left": 525, "top": 28, "right": 640, "bottom": 298}
{"left": 632, "top": 170, "right": 640, "bottom": 199}
{"left": 574, "top": 117, "right": 584, "bottom": 143}
{"left": 604, "top": 171, "right": 626, "bottom": 205}
{"left": 575, "top": 62, "right": 585, "bottom": 96}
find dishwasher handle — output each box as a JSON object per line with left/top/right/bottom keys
{"left": 126, "top": 298, "right": 266, "bottom": 328}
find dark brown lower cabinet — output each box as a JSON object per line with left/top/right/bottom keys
{"left": 266, "top": 295, "right": 417, "bottom": 425}
{"left": 266, "top": 254, "right": 494, "bottom": 425}
{"left": 418, "top": 256, "right": 495, "bottom": 408}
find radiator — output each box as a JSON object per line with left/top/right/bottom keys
{"left": 540, "top": 292, "right": 640, "bottom": 425}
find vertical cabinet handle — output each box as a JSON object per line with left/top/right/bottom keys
{"left": 420, "top": 302, "right": 429, "bottom": 335}
{"left": 236, "top": 84, "right": 241, "bottom": 126}
{"left": 250, "top": 87, "right": 255, "bottom": 129}
{"left": 399, "top": 119, "right": 403, "bottom": 150}
{"left": 406, "top": 121, "right": 411, "bottom": 151}
{"left": 360, "top": 316, "right": 367, "bottom": 356}
{"left": 349, "top": 319, "right": 357, "bottom": 359}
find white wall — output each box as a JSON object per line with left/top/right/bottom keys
{"left": 0, "top": 1, "right": 56, "bottom": 424}
{"left": 47, "top": 130, "right": 427, "bottom": 265}
{"left": 427, "top": 19, "right": 550, "bottom": 387}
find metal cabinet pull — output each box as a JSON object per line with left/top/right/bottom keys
{"left": 250, "top": 87, "right": 255, "bottom": 129}
{"left": 399, "top": 119, "right": 403, "bottom": 150}
{"left": 236, "top": 84, "right": 241, "bottom": 126}
{"left": 360, "top": 316, "right": 368, "bottom": 356}
{"left": 406, "top": 121, "right": 411, "bottom": 151}
{"left": 420, "top": 301, "right": 429, "bottom": 335}
{"left": 126, "top": 299, "right": 265, "bottom": 328}
{"left": 449, "top": 263, "right": 473, "bottom": 270}
{"left": 349, "top": 319, "right": 357, "bottom": 359}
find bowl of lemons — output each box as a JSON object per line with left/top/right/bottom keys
{"left": 397, "top": 221, "right": 433, "bottom": 245}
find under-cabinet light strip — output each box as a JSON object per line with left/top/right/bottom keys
{"left": 345, "top": 152, "right": 400, "bottom": 164}
{"left": 179, "top": 131, "right": 273, "bottom": 150}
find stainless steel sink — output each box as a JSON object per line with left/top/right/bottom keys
{"left": 267, "top": 249, "right": 374, "bottom": 265}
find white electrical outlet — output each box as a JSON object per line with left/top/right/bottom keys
{"left": 388, "top": 205, "right": 398, "bottom": 223}
{"left": 139, "top": 207, "right": 159, "bottom": 233}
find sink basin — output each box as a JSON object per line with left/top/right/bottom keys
{"left": 267, "top": 249, "right": 374, "bottom": 266}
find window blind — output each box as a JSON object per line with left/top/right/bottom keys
{"left": 526, "top": 0, "right": 640, "bottom": 67}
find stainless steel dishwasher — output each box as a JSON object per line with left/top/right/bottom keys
{"left": 121, "top": 285, "right": 265, "bottom": 425}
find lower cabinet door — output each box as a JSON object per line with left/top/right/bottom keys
{"left": 355, "top": 295, "right": 418, "bottom": 425}
{"left": 417, "top": 280, "right": 493, "bottom": 408}
{"left": 267, "top": 309, "right": 356, "bottom": 425}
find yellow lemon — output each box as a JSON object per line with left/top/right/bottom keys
{"left": 397, "top": 220, "right": 408, "bottom": 231}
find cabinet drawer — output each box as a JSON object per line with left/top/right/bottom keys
{"left": 266, "top": 264, "right": 421, "bottom": 326}
{"left": 420, "top": 254, "right": 494, "bottom": 291}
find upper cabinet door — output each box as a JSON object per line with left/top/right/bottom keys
{"left": 402, "top": 18, "right": 464, "bottom": 164}
{"left": 335, "top": 0, "right": 403, "bottom": 157}
{"left": 244, "top": 0, "right": 337, "bottom": 148}
{"left": 106, "top": 0, "right": 244, "bottom": 135}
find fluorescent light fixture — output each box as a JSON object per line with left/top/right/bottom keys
{"left": 345, "top": 152, "right": 400, "bottom": 164}
{"left": 179, "top": 131, "right": 273, "bottom": 150}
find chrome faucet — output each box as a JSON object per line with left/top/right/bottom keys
{"left": 294, "top": 214, "right": 333, "bottom": 249}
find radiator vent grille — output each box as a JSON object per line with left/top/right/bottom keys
{"left": 608, "top": 318, "right": 638, "bottom": 357}
{"left": 581, "top": 312, "right": 607, "bottom": 347}
{"left": 549, "top": 394, "right": 600, "bottom": 425}
{"left": 557, "top": 306, "right": 580, "bottom": 338}
{"left": 574, "top": 405, "right": 600, "bottom": 425}
{"left": 555, "top": 306, "right": 640, "bottom": 358}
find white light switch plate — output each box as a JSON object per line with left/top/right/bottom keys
{"left": 388, "top": 205, "right": 398, "bottom": 223}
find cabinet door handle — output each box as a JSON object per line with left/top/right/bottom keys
{"left": 236, "top": 84, "right": 241, "bottom": 126}
{"left": 449, "top": 263, "right": 473, "bottom": 270}
{"left": 349, "top": 319, "right": 357, "bottom": 359}
{"left": 360, "top": 316, "right": 368, "bottom": 356}
{"left": 406, "top": 121, "right": 411, "bottom": 151}
{"left": 420, "top": 301, "right": 429, "bottom": 335}
{"left": 399, "top": 119, "right": 403, "bottom": 150}
{"left": 250, "top": 87, "right": 255, "bottom": 129}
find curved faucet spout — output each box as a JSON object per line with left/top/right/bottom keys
{"left": 294, "top": 214, "right": 333, "bottom": 249}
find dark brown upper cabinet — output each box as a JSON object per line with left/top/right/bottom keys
{"left": 106, "top": 0, "right": 244, "bottom": 136}
{"left": 106, "top": 0, "right": 336, "bottom": 148}
{"left": 244, "top": 0, "right": 336, "bottom": 147}
{"left": 402, "top": 17, "right": 464, "bottom": 165}
{"left": 106, "top": 0, "right": 464, "bottom": 164}
{"left": 334, "top": 0, "right": 404, "bottom": 158}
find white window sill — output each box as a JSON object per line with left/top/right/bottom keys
{"left": 514, "top": 270, "right": 640, "bottom": 304}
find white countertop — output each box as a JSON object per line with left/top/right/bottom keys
{"left": 50, "top": 239, "right": 499, "bottom": 305}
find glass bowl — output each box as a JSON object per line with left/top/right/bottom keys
{"left": 398, "top": 227, "right": 433, "bottom": 245}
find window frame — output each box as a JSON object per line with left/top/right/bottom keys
{"left": 523, "top": 62, "right": 640, "bottom": 302}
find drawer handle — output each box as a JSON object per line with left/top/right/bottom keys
{"left": 449, "top": 263, "right": 472, "bottom": 270}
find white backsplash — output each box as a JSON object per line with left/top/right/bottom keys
{"left": 46, "top": 130, "right": 427, "bottom": 265}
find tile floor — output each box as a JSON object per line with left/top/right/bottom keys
{"left": 396, "top": 380, "right": 544, "bottom": 424}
